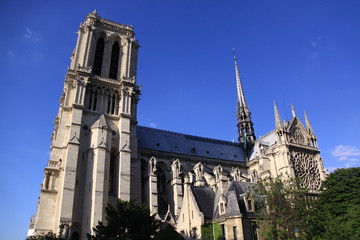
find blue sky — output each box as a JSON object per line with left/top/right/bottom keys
{"left": 0, "top": 0, "right": 359, "bottom": 239}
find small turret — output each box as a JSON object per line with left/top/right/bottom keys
{"left": 274, "top": 101, "right": 286, "bottom": 143}
{"left": 274, "top": 100, "right": 282, "bottom": 130}
{"left": 304, "top": 111, "right": 318, "bottom": 147}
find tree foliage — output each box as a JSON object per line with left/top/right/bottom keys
{"left": 308, "top": 167, "right": 360, "bottom": 240}
{"left": 154, "top": 224, "right": 184, "bottom": 240}
{"left": 255, "top": 176, "right": 313, "bottom": 240}
{"left": 87, "top": 199, "right": 159, "bottom": 240}
{"left": 27, "top": 232, "right": 65, "bottom": 240}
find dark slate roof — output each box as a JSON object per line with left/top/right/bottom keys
{"left": 233, "top": 182, "right": 256, "bottom": 195}
{"left": 233, "top": 182, "right": 257, "bottom": 214}
{"left": 137, "top": 126, "right": 246, "bottom": 162}
{"left": 192, "top": 187, "right": 215, "bottom": 220}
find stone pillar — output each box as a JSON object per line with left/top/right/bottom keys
{"left": 58, "top": 108, "right": 83, "bottom": 230}
{"left": 149, "top": 157, "right": 158, "bottom": 214}
{"left": 171, "top": 159, "right": 183, "bottom": 216}
{"left": 193, "top": 162, "right": 205, "bottom": 187}
{"left": 117, "top": 114, "right": 132, "bottom": 201}
{"left": 86, "top": 115, "right": 110, "bottom": 232}
{"left": 213, "top": 165, "right": 228, "bottom": 194}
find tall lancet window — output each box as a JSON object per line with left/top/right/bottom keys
{"left": 93, "top": 37, "right": 105, "bottom": 76}
{"left": 109, "top": 42, "right": 120, "bottom": 79}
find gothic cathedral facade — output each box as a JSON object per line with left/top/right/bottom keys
{"left": 29, "top": 12, "right": 327, "bottom": 240}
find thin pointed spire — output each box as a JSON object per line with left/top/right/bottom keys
{"left": 233, "top": 48, "right": 248, "bottom": 109}
{"left": 233, "top": 49, "right": 255, "bottom": 154}
{"left": 304, "top": 110, "right": 314, "bottom": 134}
{"left": 291, "top": 104, "right": 296, "bottom": 117}
{"left": 274, "top": 100, "right": 282, "bottom": 129}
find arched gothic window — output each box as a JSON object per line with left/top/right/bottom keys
{"left": 105, "top": 89, "right": 119, "bottom": 115}
{"left": 157, "top": 162, "right": 169, "bottom": 216}
{"left": 250, "top": 170, "right": 258, "bottom": 183}
{"left": 92, "top": 87, "right": 99, "bottom": 111}
{"left": 157, "top": 167, "right": 166, "bottom": 193}
{"left": 93, "top": 37, "right": 105, "bottom": 76}
{"left": 109, "top": 41, "right": 120, "bottom": 79}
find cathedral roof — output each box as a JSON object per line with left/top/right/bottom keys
{"left": 137, "top": 126, "right": 246, "bottom": 162}
{"left": 192, "top": 187, "right": 215, "bottom": 220}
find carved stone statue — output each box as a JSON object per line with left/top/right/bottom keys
{"left": 59, "top": 223, "right": 70, "bottom": 238}
{"left": 213, "top": 165, "right": 223, "bottom": 182}
{"left": 171, "top": 159, "right": 182, "bottom": 179}
{"left": 149, "top": 157, "right": 157, "bottom": 175}
{"left": 193, "top": 162, "right": 204, "bottom": 181}
{"left": 231, "top": 167, "right": 242, "bottom": 182}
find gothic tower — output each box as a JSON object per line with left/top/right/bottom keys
{"left": 233, "top": 52, "right": 255, "bottom": 156}
{"left": 31, "top": 11, "right": 140, "bottom": 239}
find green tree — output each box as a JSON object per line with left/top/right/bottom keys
{"left": 154, "top": 224, "right": 184, "bottom": 240}
{"left": 255, "top": 176, "right": 313, "bottom": 240}
{"left": 87, "top": 199, "right": 159, "bottom": 240}
{"left": 27, "top": 232, "right": 65, "bottom": 240}
{"left": 308, "top": 167, "right": 360, "bottom": 240}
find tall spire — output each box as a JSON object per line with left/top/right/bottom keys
{"left": 233, "top": 49, "right": 255, "bottom": 154}
{"left": 304, "top": 110, "right": 314, "bottom": 134}
{"left": 233, "top": 49, "right": 248, "bottom": 109}
{"left": 274, "top": 100, "right": 282, "bottom": 129}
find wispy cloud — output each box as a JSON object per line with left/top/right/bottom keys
{"left": 331, "top": 145, "right": 360, "bottom": 168}
{"left": 24, "top": 27, "right": 40, "bottom": 42}
{"left": 306, "top": 35, "right": 322, "bottom": 64}
{"left": 149, "top": 122, "right": 157, "bottom": 128}
{"left": 8, "top": 51, "right": 15, "bottom": 57}
{"left": 310, "top": 35, "right": 322, "bottom": 48}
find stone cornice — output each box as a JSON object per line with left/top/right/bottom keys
{"left": 288, "top": 143, "right": 320, "bottom": 153}
{"left": 73, "top": 104, "right": 85, "bottom": 109}
{"left": 92, "top": 75, "right": 122, "bottom": 86}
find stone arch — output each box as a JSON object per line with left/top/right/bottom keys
{"left": 92, "top": 37, "right": 105, "bottom": 75}
{"left": 157, "top": 161, "right": 169, "bottom": 216}
{"left": 109, "top": 41, "right": 120, "bottom": 79}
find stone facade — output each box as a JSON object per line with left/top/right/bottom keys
{"left": 29, "top": 12, "right": 327, "bottom": 240}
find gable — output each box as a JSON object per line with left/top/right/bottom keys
{"left": 287, "top": 117, "right": 311, "bottom": 146}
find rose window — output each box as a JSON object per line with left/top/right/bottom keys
{"left": 292, "top": 152, "right": 321, "bottom": 190}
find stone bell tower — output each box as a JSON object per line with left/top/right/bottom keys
{"left": 31, "top": 11, "right": 141, "bottom": 240}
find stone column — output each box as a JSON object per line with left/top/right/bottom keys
{"left": 193, "top": 162, "right": 205, "bottom": 187}
{"left": 148, "top": 157, "right": 158, "bottom": 214}
{"left": 171, "top": 159, "right": 183, "bottom": 216}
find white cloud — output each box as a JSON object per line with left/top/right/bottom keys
{"left": 24, "top": 27, "right": 40, "bottom": 42}
{"left": 331, "top": 145, "right": 360, "bottom": 168}
{"left": 149, "top": 122, "right": 157, "bottom": 128}
{"left": 332, "top": 145, "right": 360, "bottom": 157}
{"left": 306, "top": 35, "right": 322, "bottom": 65}
{"left": 326, "top": 166, "right": 339, "bottom": 173}
{"left": 310, "top": 35, "right": 322, "bottom": 48}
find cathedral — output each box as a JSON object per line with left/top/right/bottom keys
{"left": 28, "top": 11, "right": 327, "bottom": 240}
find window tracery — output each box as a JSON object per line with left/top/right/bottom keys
{"left": 292, "top": 152, "right": 321, "bottom": 190}
{"left": 293, "top": 128, "right": 306, "bottom": 145}
{"left": 85, "top": 85, "right": 119, "bottom": 115}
